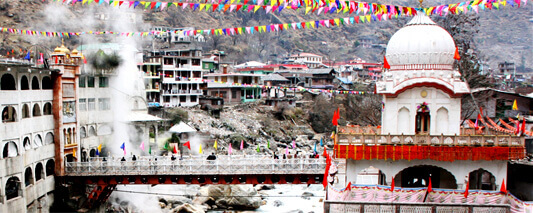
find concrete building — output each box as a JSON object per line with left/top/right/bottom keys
{"left": 286, "top": 53, "right": 325, "bottom": 68}
{"left": 204, "top": 70, "right": 264, "bottom": 104}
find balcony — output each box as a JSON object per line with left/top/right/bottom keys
{"left": 162, "top": 89, "right": 203, "bottom": 95}
{"left": 334, "top": 126, "right": 526, "bottom": 161}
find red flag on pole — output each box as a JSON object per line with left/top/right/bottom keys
{"left": 383, "top": 56, "right": 390, "bottom": 69}
{"left": 515, "top": 119, "right": 520, "bottom": 135}
{"left": 332, "top": 109, "right": 338, "bottom": 126}
{"left": 521, "top": 118, "right": 526, "bottom": 134}
{"left": 464, "top": 180, "right": 469, "bottom": 198}
{"left": 173, "top": 145, "right": 178, "bottom": 154}
{"left": 454, "top": 47, "right": 461, "bottom": 60}
{"left": 391, "top": 177, "right": 395, "bottom": 191}
{"left": 345, "top": 182, "right": 352, "bottom": 191}
{"left": 183, "top": 141, "right": 191, "bottom": 150}
{"left": 427, "top": 177, "right": 433, "bottom": 193}
{"left": 322, "top": 152, "right": 332, "bottom": 189}
{"left": 500, "top": 179, "right": 507, "bottom": 194}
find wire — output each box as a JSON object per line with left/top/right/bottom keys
{"left": 113, "top": 189, "right": 325, "bottom": 198}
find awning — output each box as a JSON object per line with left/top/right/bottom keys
{"left": 169, "top": 121, "right": 197, "bottom": 133}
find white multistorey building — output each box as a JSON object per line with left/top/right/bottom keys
{"left": 142, "top": 48, "right": 204, "bottom": 107}
{"left": 0, "top": 62, "right": 56, "bottom": 212}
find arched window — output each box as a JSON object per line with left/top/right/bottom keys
{"left": 3, "top": 141, "right": 18, "bottom": 158}
{"left": 34, "top": 134, "right": 43, "bottom": 147}
{"left": 394, "top": 165, "right": 457, "bottom": 189}
{"left": 44, "top": 132, "right": 54, "bottom": 145}
{"left": 33, "top": 103, "right": 41, "bottom": 117}
{"left": 32, "top": 76, "right": 40, "bottom": 90}
{"left": 415, "top": 102, "right": 430, "bottom": 134}
{"left": 2, "top": 106, "right": 17, "bottom": 122}
{"left": 469, "top": 169, "right": 496, "bottom": 190}
{"left": 46, "top": 159, "right": 55, "bottom": 176}
{"left": 43, "top": 103, "right": 52, "bottom": 115}
{"left": 35, "top": 163, "right": 44, "bottom": 181}
{"left": 1, "top": 73, "right": 16, "bottom": 90}
{"left": 23, "top": 137, "right": 31, "bottom": 150}
{"left": 5, "top": 176, "right": 21, "bottom": 200}
{"left": 22, "top": 104, "right": 30, "bottom": 118}
{"left": 42, "top": 76, "right": 53, "bottom": 89}
{"left": 89, "top": 126, "right": 97, "bottom": 137}
{"left": 21, "top": 76, "right": 29, "bottom": 90}
{"left": 66, "top": 128, "right": 72, "bottom": 144}
{"left": 80, "top": 127, "right": 87, "bottom": 138}
{"left": 25, "top": 167, "right": 33, "bottom": 186}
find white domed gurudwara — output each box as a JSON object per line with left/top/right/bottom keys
{"left": 376, "top": 12, "right": 470, "bottom": 136}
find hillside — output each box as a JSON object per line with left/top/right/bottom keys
{"left": 0, "top": 1, "right": 531, "bottom": 71}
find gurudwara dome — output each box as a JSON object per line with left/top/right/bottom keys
{"left": 385, "top": 13, "right": 456, "bottom": 69}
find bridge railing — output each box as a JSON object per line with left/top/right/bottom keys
{"left": 324, "top": 201, "right": 510, "bottom": 213}
{"left": 65, "top": 155, "right": 326, "bottom": 176}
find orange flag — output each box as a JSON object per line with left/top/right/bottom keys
{"left": 454, "top": 47, "right": 461, "bottom": 60}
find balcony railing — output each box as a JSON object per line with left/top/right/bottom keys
{"left": 324, "top": 201, "right": 509, "bottom": 213}
{"left": 336, "top": 133, "right": 524, "bottom": 147}
{"left": 65, "top": 155, "right": 326, "bottom": 176}
{"left": 162, "top": 89, "right": 203, "bottom": 95}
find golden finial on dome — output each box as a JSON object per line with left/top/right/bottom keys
{"left": 419, "top": 0, "right": 423, "bottom": 8}
{"left": 53, "top": 39, "right": 70, "bottom": 54}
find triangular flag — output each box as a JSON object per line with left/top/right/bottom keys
{"left": 314, "top": 142, "right": 317, "bottom": 153}
{"left": 267, "top": 140, "right": 270, "bottom": 149}
{"left": 214, "top": 140, "right": 218, "bottom": 150}
{"left": 521, "top": 118, "right": 526, "bottom": 134}
{"left": 173, "top": 144, "right": 178, "bottom": 153}
{"left": 183, "top": 141, "right": 191, "bottom": 150}
{"left": 240, "top": 140, "right": 244, "bottom": 150}
{"left": 73, "top": 149, "right": 76, "bottom": 158}
{"left": 345, "top": 182, "right": 352, "bottom": 191}
{"left": 199, "top": 144, "right": 203, "bottom": 154}
{"left": 256, "top": 144, "right": 260, "bottom": 152}
{"left": 140, "top": 141, "right": 145, "bottom": 151}
{"left": 391, "top": 177, "right": 395, "bottom": 191}
{"left": 320, "top": 138, "right": 324, "bottom": 147}
{"left": 120, "top": 142, "right": 126, "bottom": 156}
{"left": 292, "top": 140, "right": 296, "bottom": 149}
{"left": 24, "top": 51, "right": 31, "bottom": 61}
{"left": 454, "top": 47, "right": 461, "bottom": 60}
{"left": 384, "top": 56, "right": 391, "bottom": 69}
{"left": 95, "top": 148, "right": 99, "bottom": 156}
{"left": 149, "top": 146, "right": 151, "bottom": 155}
{"left": 285, "top": 146, "right": 289, "bottom": 155}
{"left": 512, "top": 99, "right": 518, "bottom": 110}
{"left": 500, "top": 179, "right": 507, "bottom": 194}
{"left": 427, "top": 177, "right": 433, "bottom": 192}
{"left": 228, "top": 144, "right": 233, "bottom": 155}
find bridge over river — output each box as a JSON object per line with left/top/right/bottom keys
{"left": 61, "top": 155, "right": 328, "bottom": 209}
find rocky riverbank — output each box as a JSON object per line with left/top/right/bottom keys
{"left": 106, "top": 184, "right": 324, "bottom": 213}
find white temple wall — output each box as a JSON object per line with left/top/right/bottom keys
{"left": 381, "top": 87, "right": 462, "bottom": 135}
{"left": 345, "top": 159, "right": 507, "bottom": 190}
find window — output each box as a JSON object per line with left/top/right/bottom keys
{"left": 88, "top": 98, "right": 96, "bottom": 111}
{"left": 33, "top": 103, "right": 41, "bottom": 116}
{"left": 192, "top": 59, "right": 200, "bottom": 66}
{"left": 25, "top": 167, "right": 33, "bottom": 186}
{"left": 99, "top": 77, "right": 108, "bottom": 88}
{"left": 234, "top": 76, "right": 239, "bottom": 83}
{"left": 46, "top": 159, "right": 55, "bottom": 176}
{"left": 3, "top": 141, "right": 18, "bottom": 158}
{"left": 21, "top": 76, "right": 29, "bottom": 90}
{"left": 79, "top": 99, "right": 87, "bottom": 111}
{"left": 164, "top": 58, "right": 173, "bottom": 65}
{"left": 32, "top": 76, "right": 40, "bottom": 89}
{"left": 80, "top": 127, "right": 87, "bottom": 138}
{"left": 5, "top": 176, "right": 20, "bottom": 200}
{"left": 35, "top": 163, "right": 44, "bottom": 181}
{"left": 164, "top": 96, "right": 170, "bottom": 103}
{"left": 43, "top": 103, "right": 52, "bottom": 115}
{"left": 232, "top": 90, "right": 237, "bottom": 99}
{"left": 1, "top": 74, "right": 16, "bottom": 90}
{"left": 79, "top": 76, "right": 86, "bottom": 88}
{"left": 42, "top": 76, "right": 53, "bottom": 89}
{"left": 98, "top": 98, "right": 110, "bottom": 110}
{"left": 87, "top": 76, "right": 95, "bottom": 87}
{"left": 23, "top": 137, "right": 31, "bottom": 150}
{"left": 191, "top": 96, "right": 197, "bottom": 102}
{"left": 2, "top": 106, "right": 17, "bottom": 122}
{"left": 180, "top": 96, "right": 186, "bottom": 102}
{"left": 22, "top": 104, "right": 30, "bottom": 118}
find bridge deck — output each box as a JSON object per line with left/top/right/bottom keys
{"left": 65, "top": 155, "right": 326, "bottom": 176}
